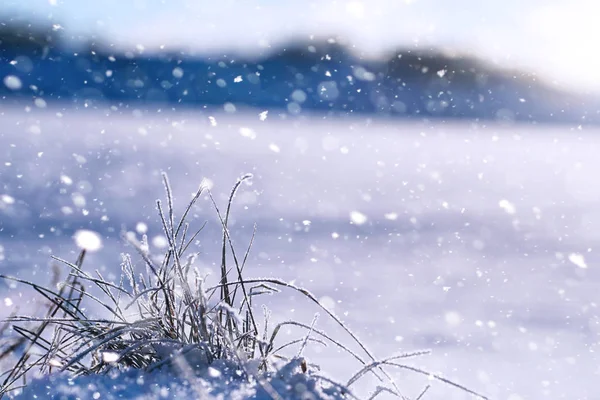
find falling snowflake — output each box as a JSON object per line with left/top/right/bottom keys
{"left": 445, "top": 311, "right": 462, "bottom": 327}
{"left": 1, "top": 194, "right": 15, "bottom": 204}
{"left": 499, "top": 199, "right": 516, "bottom": 214}
{"left": 269, "top": 143, "right": 280, "bottom": 153}
{"left": 384, "top": 212, "right": 398, "bottom": 220}
{"left": 60, "top": 175, "right": 73, "bottom": 185}
{"left": 3, "top": 75, "right": 22, "bottom": 91}
{"left": 136, "top": 222, "right": 148, "bottom": 234}
{"left": 74, "top": 230, "right": 103, "bottom": 252}
{"left": 172, "top": 67, "right": 184, "bottom": 79}
{"left": 350, "top": 211, "right": 368, "bottom": 225}
{"left": 568, "top": 253, "right": 588, "bottom": 269}
{"left": 152, "top": 235, "right": 168, "bottom": 249}
{"left": 239, "top": 127, "right": 257, "bottom": 139}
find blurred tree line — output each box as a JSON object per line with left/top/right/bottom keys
{"left": 0, "top": 15, "right": 62, "bottom": 51}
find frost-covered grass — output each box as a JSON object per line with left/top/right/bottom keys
{"left": 0, "top": 173, "right": 487, "bottom": 400}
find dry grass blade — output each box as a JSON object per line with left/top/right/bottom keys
{"left": 367, "top": 386, "right": 401, "bottom": 400}
{"left": 209, "top": 277, "right": 399, "bottom": 391}
{"left": 415, "top": 385, "right": 431, "bottom": 400}
{"left": 296, "top": 313, "right": 319, "bottom": 358}
{"left": 0, "top": 250, "right": 87, "bottom": 395}
{"left": 346, "top": 351, "right": 432, "bottom": 387}
{"left": 265, "top": 319, "right": 385, "bottom": 384}
{"left": 271, "top": 337, "right": 327, "bottom": 355}
{"left": 386, "top": 364, "right": 489, "bottom": 400}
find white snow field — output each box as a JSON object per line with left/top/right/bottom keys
{"left": 0, "top": 106, "right": 598, "bottom": 399}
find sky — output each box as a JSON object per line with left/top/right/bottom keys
{"left": 3, "top": 0, "right": 600, "bottom": 93}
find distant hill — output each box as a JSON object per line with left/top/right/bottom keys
{"left": 0, "top": 18, "right": 597, "bottom": 123}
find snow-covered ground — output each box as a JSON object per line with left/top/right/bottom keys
{"left": 0, "top": 106, "right": 598, "bottom": 399}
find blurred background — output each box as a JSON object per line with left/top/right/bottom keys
{"left": 1, "top": 0, "right": 599, "bottom": 121}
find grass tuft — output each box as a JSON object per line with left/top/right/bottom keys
{"left": 0, "top": 174, "right": 488, "bottom": 400}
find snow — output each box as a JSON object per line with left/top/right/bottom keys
{"left": 18, "top": 358, "right": 346, "bottom": 399}
{"left": 73, "top": 229, "right": 103, "bottom": 252}
{"left": 136, "top": 222, "right": 148, "bottom": 234}
{"left": 240, "top": 127, "right": 258, "bottom": 139}
{"left": 3, "top": 75, "right": 22, "bottom": 91}
{"left": 60, "top": 174, "right": 74, "bottom": 185}
{"left": 172, "top": 67, "right": 184, "bottom": 79}
{"left": 0, "top": 107, "right": 598, "bottom": 399}
{"left": 269, "top": 143, "right": 281, "bottom": 153}
{"left": 102, "top": 352, "right": 120, "bottom": 363}
{"left": 349, "top": 211, "right": 368, "bottom": 225}
{"left": 1, "top": 194, "right": 15, "bottom": 205}
{"left": 34, "top": 98, "right": 47, "bottom": 109}
{"left": 291, "top": 90, "right": 307, "bottom": 103}
{"left": 384, "top": 212, "right": 398, "bottom": 221}
{"left": 568, "top": 253, "right": 588, "bottom": 269}
{"left": 152, "top": 235, "right": 169, "bottom": 249}
{"left": 498, "top": 199, "right": 516, "bottom": 214}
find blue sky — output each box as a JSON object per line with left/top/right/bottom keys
{"left": 3, "top": 0, "right": 600, "bottom": 93}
